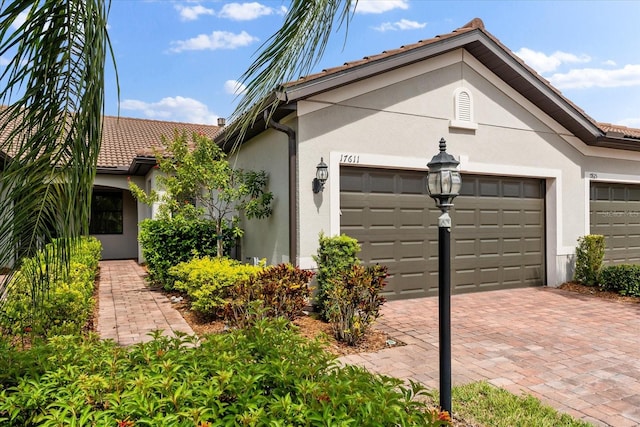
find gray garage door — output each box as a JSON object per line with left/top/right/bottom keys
{"left": 590, "top": 182, "right": 640, "bottom": 264}
{"left": 340, "top": 167, "right": 545, "bottom": 300}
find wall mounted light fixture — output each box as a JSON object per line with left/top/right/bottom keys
{"left": 312, "top": 157, "right": 329, "bottom": 193}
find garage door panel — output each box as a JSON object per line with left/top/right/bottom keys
{"left": 590, "top": 183, "right": 640, "bottom": 264}
{"left": 341, "top": 168, "right": 545, "bottom": 299}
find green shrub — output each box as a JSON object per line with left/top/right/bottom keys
{"left": 573, "top": 234, "right": 605, "bottom": 286}
{"left": 138, "top": 217, "right": 236, "bottom": 289}
{"left": 0, "top": 319, "right": 448, "bottom": 426}
{"left": 170, "top": 256, "right": 262, "bottom": 317}
{"left": 599, "top": 264, "right": 640, "bottom": 296}
{"left": 313, "top": 232, "right": 360, "bottom": 319}
{"left": 224, "top": 263, "right": 314, "bottom": 328}
{"left": 0, "top": 237, "right": 102, "bottom": 339}
{"left": 326, "top": 264, "right": 388, "bottom": 346}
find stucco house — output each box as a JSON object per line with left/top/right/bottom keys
{"left": 92, "top": 116, "right": 219, "bottom": 260}
{"left": 218, "top": 18, "right": 640, "bottom": 300}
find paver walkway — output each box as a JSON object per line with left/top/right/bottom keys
{"left": 96, "top": 262, "right": 639, "bottom": 426}
{"left": 340, "top": 287, "right": 640, "bottom": 427}
{"left": 97, "top": 260, "right": 193, "bottom": 345}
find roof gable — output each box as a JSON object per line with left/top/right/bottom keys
{"left": 269, "top": 18, "right": 640, "bottom": 150}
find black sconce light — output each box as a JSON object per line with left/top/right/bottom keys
{"left": 313, "top": 157, "right": 329, "bottom": 193}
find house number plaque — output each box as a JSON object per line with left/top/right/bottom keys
{"left": 339, "top": 154, "right": 360, "bottom": 164}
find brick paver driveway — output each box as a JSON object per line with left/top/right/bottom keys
{"left": 339, "top": 287, "right": 640, "bottom": 427}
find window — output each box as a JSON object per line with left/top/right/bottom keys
{"left": 90, "top": 190, "right": 123, "bottom": 234}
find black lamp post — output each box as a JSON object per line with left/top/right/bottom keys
{"left": 426, "top": 137, "right": 461, "bottom": 414}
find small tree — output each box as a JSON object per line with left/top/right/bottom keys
{"left": 130, "top": 130, "right": 273, "bottom": 256}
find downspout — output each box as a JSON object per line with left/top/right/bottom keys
{"left": 265, "top": 111, "right": 297, "bottom": 265}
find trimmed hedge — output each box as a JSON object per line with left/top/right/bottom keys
{"left": 312, "top": 232, "right": 360, "bottom": 320}
{"left": 573, "top": 235, "right": 605, "bottom": 286}
{"left": 0, "top": 236, "right": 102, "bottom": 338}
{"left": 599, "top": 264, "right": 640, "bottom": 296}
{"left": 138, "top": 217, "right": 236, "bottom": 289}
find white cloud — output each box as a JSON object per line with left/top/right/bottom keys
{"left": 120, "top": 96, "right": 218, "bottom": 124}
{"left": 603, "top": 59, "right": 617, "bottom": 67}
{"left": 355, "top": 0, "right": 409, "bottom": 14}
{"left": 548, "top": 64, "right": 640, "bottom": 89}
{"left": 218, "top": 2, "right": 285, "bottom": 21}
{"left": 0, "top": 56, "right": 10, "bottom": 66}
{"left": 618, "top": 117, "right": 640, "bottom": 128}
{"left": 224, "top": 79, "right": 247, "bottom": 95}
{"left": 515, "top": 47, "right": 591, "bottom": 74}
{"left": 373, "top": 19, "right": 426, "bottom": 32}
{"left": 175, "top": 4, "right": 214, "bottom": 21}
{"left": 169, "top": 30, "right": 258, "bottom": 53}
{"left": 11, "top": 11, "right": 28, "bottom": 30}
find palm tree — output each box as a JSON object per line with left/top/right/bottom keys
{"left": 229, "top": 0, "right": 357, "bottom": 141}
{"left": 0, "top": 0, "right": 111, "bottom": 312}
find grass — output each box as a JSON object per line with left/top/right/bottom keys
{"left": 434, "top": 382, "right": 594, "bottom": 427}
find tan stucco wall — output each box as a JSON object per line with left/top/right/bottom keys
{"left": 292, "top": 49, "right": 640, "bottom": 284}
{"left": 230, "top": 128, "right": 291, "bottom": 264}
{"left": 236, "top": 48, "right": 640, "bottom": 285}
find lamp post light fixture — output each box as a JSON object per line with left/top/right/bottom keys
{"left": 426, "top": 137, "right": 461, "bottom": 415}
{"left": 313, "top": 157, "right": 329, "bottom": 193}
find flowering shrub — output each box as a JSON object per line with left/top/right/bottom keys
{"left": 326, "top": 264, "right": 388, "bottom": 345}
{"left": 0, "top": 319, "right": 449, "bottom": 426}
{"left": 224, "top": 263, "right": 314, "bottom": 328}
{"left": 170, "top": 256, "right": 262, "bottom": 317}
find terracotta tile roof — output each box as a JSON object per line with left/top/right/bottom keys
{"left": 279, "top": 17, "right": 640, "bottom": 144}
{"left": 99, "top": 115, "right": 219, "bottom": 168}
{"left": 598, "top": 123, "right": 640, "bottom": 140}
{"left": 284, "top": 18, "right": 486, "bottom": 87}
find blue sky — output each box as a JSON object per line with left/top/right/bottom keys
{"left": 8, "top": 1, "right": 640, "bottom": 127}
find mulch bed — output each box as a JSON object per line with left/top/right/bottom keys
{"left": 171, "top": 297, "right": 404, "bottom": 357}
{"left": 558, "top": 281, "right": 640, "bottom": 304}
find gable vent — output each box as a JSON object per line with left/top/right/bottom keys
{"left": 457, "top": 91, "right": 471, "bottom": 121}
{"left": 450, "top": 87, "right": 478, "bottom": 131}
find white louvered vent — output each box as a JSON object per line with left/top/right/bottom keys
{"left": 456, "top": 91, "right": 471, "bottom": 121}
{"left": 450, "top": 88, "right": 478, "bottom": 130}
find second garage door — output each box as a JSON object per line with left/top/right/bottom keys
{"left": 340, "top": 167, "right": 545, "bottom": 300}
{"left": 590, "top": 182, "right": 640, "bottom": 264}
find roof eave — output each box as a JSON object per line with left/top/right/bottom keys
{"left": 593, "top": 136, "right": 640, "bottom": 152}
{"left": 128, "top": 156, "right": 157, "bottom": 176}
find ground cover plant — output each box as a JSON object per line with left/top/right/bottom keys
{"left": 0, "top": 319, "right": 451, "bottom": 426}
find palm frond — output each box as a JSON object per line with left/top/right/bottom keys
{"left": 226, "top": 0, "right": 357, "bottom": 147}
{"left": 0, "top": 0, "right": 112, "bottom": 310}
